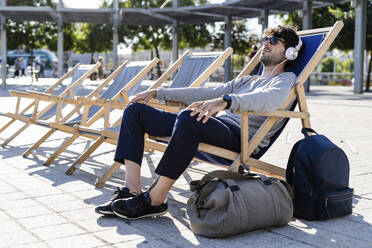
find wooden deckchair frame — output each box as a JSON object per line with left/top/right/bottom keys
{"left": 145, "top": 21, "right": 344, "bottom": 179}
{"left": 21, "top": 58, "right": 159, "bottom": 166}
{"left": 0, "top": 63, "right": 81, "bottom": 135}
{"left": 1, "top": 62, "right": 101, "bottom": 147}
{"left": 63, "top": 48, "right": 233, "bottom": 186}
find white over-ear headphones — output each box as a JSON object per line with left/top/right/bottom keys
{"left": 285, "top": 36, "right": 303, "bottom": 61}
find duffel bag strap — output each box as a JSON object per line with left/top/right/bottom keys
{"left": 189, "top": 170, "right": 271, "bottom": 192}
{"left": 279, "top": 179, "right": 294, "bottom": 199}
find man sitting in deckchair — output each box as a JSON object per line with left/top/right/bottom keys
{"left": 96, "top": 25, "right": 303, "bottom": 219}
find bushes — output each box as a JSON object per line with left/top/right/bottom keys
{"left": 321, "top": 56, "right": 353, "bottom": 73}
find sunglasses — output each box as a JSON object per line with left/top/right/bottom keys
{"left": 261, "top": 36, "right": 285, "bottom": 45}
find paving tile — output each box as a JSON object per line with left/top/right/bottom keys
{"left": 31, "top": 223, "right": 87, "bottom": 241}
{"left": 0, "top": 191, "right": 30, "bottom": 202}
{"left": 6, "top": 205, "right": 52, "bottom": 219}
{"left": 45, "top": 199, "right": 93, "bottom": 212}
{"left": 113, "top": 237, "right": 166, "bottom": 248}
{"left": 59, "top": 207, "right": 100, "bottom": 222}
{"left": 0, "top": 182, "right": 18, "bottom": 194}
{"left": 0, "top": 198, "right": 40, "bottom": 210}
{"left": 76, "top": 217, "right": 121, "bottom": 232}
{"left": 0, "top": 211, "right": 10, "bottom": 221}
{"left": 0, "top": 230, "right": 38, "bottom": 248}
{"left": 17, "top": 213, "right": 68, "bottom": 229}
{"left": 0, "top": 220, "right": 24, "bottom": 234}
{"left": 46, "top": 233, "right": 106, "bottom": 248}
{"left": 33, "top": 193, "right": 77, "bottom": 205}
{"left": 93, "top": 225, "right": 149, "bottom": 245}
{"left": 22, "top": 187, "right": 64, "bottom": 197}
{"left": 13, "top": 242, "right": 49, "bottom": 248}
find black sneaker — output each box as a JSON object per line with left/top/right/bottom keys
{"left": 95, "top": 187, "right": 137, "bottom": 215}
{"left": 111, "top": 192, "right": 168, "bottom": 220}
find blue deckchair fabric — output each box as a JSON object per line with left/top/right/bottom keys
{"left": 170, "top": 55, "right": 218, "bottom": 88}
{"left": 66, "top": 63, "right": 148, "bottom": 124}
{"left": 194, "top": 33, "right": 324, "bottom": 166}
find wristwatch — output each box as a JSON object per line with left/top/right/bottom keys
{"left": 222, "top": 94, "right": 232, "bottom": 109}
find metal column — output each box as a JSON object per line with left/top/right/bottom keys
{"left": 224, "top": 16, "right": 232, "bottom": 82}
{"left": 113, "top": 0, "right": 119, "bottom": 69}
{"left": 172, "top": 0, "right": 179, "bottom": 63}
{"left": 353, "top": 0, "right": 367, "bottom": 94}
{"left": 260, "top": 10, "right": 269, "bottom": 33}
{"left": 303, "top": 0, "right": 312, "bottom": 92}
{"left": 57, "top": 0, "right": 63, "bottom": 77}
{"left": 1, "top": 0, "right": 6, "bottom": 88}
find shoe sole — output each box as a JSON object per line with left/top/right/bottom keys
{"left": 95, "top": 209, "right": 115, "bottom": 215}
{"left": 112, "top": 209, "right": 168, "bottom": 220}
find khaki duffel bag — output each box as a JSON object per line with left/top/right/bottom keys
{"left": 187, "top": 170, "right": 293, "bottom": 238}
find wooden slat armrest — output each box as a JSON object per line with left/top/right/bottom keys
{"left": 9, "top": 90, "right": 31, "bottom": 98}
{"left": 234, "top": 110, "right": 309, "bottom": 119}
{"left": 80, "top": 98, "right": 126, "bottom": 110}
{"left": 24, "top": 90, "right": 64, "bottom": 102}
{"left": 9, "top": 90, "right": 59, "bottom": 103}
{"left": 101, "top": 129, "right": 119, "bottom": 139}
{"left": 77, "top": 126, "right": 102, "bottom": 134}
{"left": 149, "top": 136, "right": 169, "bottom": 142}
{"left": 166, "top": 101, "right": 188, "bottom": 109}
{"left": 148, "top": 136, "right": 239, "bottom": 161}
{"left": 148, "top": 101, "right": 182, "bottom": 113}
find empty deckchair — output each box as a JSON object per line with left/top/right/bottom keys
{"left": 0, "top": 63, "right": 101, "bottom": 147}
{"left": 64, "top": 48, "right": 233, "bottom": 187}
{"left": 23, "top": 59, "right": 159, "bottom": 166}
{"left": 0, "top": 63, "right": 81, "bottom": 136}
{"left": 147, "top": 21, "right": 344, "bottom": 179}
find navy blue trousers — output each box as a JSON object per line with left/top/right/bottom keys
{"left": 114, "top": 103, "right": 241, "bottom": 180}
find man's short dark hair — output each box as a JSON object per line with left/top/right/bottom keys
{"left": 263, "top": 25, "right": 304, "bottom": 65}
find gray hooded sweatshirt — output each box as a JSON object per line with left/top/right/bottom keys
{"left": 156, "top": 72, "right": 296, "bottom": 151}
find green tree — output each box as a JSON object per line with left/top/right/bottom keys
{"left": 118, "top": 0, "right": 211, "bottom": 77}
{"left": 6, "top": 0, "right": 77, "bottom": 53}
{"left": 211, "top": 21, "right": 260, "bottom": 69}
{"left": 321, "top": 57, "right": 334, "bottom": 73}
{"left": 74, "top": 23, "right": 113, "bottom": 59}
{"left": 283, "top": 1, "right": 372, "bottom": 91}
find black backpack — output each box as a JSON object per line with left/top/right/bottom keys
{"left": 286, "top": 128, "right": 353, "bottom": 220}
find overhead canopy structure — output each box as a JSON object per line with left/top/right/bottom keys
{"left": 58, "top": 8, "right": 114, "bottom": 24}
{"left": 0, "top": 0, "right": 367, "bottom": 94}
{"left": 225, "top": 0, "right": 349, "bottom": 12}
{"left": 0, "top": 6, "right": 56, "bottom": 22}
{"left": 121, "top": 8, "right": 173, "bottom": 25}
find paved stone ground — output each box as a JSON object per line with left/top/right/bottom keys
{"left": 0, "top": 78, "right": 371, "bottom": 248}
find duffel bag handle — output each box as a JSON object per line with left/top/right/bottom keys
{"left": 190, "top": 170, "right": 271, "bottom": 192}
{"left": 301, "top": 127, "right": 318, "bottom": 138}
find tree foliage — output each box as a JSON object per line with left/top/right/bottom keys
{"left": 75, "top": 23, "right": 113, "bottom": 56}
{"left": 6, "top": 0, "right": 76, "bottom": 52}
{"left": 211, "top": 21, "right": 259, "bottom": 56}
{"left": 283, "top": 1, "right": 372, "bottom": 91}
{"left": 116, "top": 0, "right": 211, "bottom": 77}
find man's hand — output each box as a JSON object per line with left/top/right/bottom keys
{"left": 186, "top": 98, "right": 227, "bottom": 123}
{"left": 129, "top": 90, "right": 157, "bottom": 105}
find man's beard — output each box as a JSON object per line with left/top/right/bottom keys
{"left": 260, "top": 54, "right": 285, "bottom": 66}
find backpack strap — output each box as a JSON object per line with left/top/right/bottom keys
{"left": 301, "top": 127, "right": 318, "bottom": 138}
{"left": 286, "top": 140, "right": 302, "bottom": 186}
